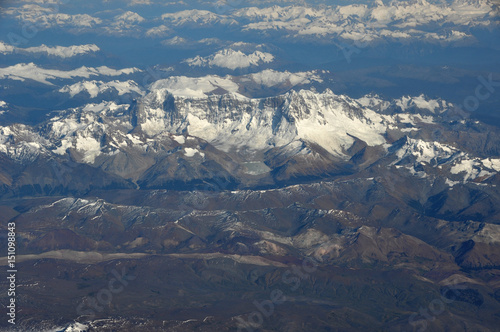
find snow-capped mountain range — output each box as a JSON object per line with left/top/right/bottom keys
{"left": 0, "top": 42, "right": 100, "bottom": 58}
{"left": 0, "top": 81, "right": 498, "bottom": 196}
{"left": 158, "top": 0, "right": 498, "bottom": 43}
{"left": 183, "top": 49, "right": 275, "bottom": 70}
{"left": 3, "top": 0, "right": 497, "bottom": 42}
{"left": 0, "top": 63, "right": 141, "bottom": 85}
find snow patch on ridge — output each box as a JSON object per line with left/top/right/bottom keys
{"left": 184, "top": 147, "right": 205, "bottom": 158}
{"left": 451, "top": 158, "right": 500, "bottom": 182}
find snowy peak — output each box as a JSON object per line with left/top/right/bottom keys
{"left": 148, "top": 70, "right": 325, "bottom": 98}
{"left": 233, "top": 0, "right": 496, "bottom": 42}
{"left": 283, "top": 90, "right": 389, "bottom": 155}
{"left": 183, "top": 49, "right": 274, "bottom": 70}
{"left": 161, "top": 9, "right": 238, "bottom": 26}
{"left": 394, "top": 95, "right": 451, "bottom": 114}
{"left": 0, "top": 42, "right": 100, "bottom": 58}
{"left": 247, "top": 69, "right": 324, "bottom": 87}
{"left": 389, "top": 136, "right": 500, "bottom": 185}
{"left": 0, "top": 124, "right": 49, "bottom": 163}
{"left": 135, "top": 88, "right": 390, "bottom": 156}
{"left": 149, "top": 75, "right": 241, "bottom": 98}
{"left": 357, "top": 94, "right": 451, "bottom": 115}
{"left": 59, "top": 80, "right": 145, "bottom": 98}
{"left": 391, "top": 137, "right": 460, "bottom": 166}
{"left": 0, "top": 63, "right": 142, "bottom": 85}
